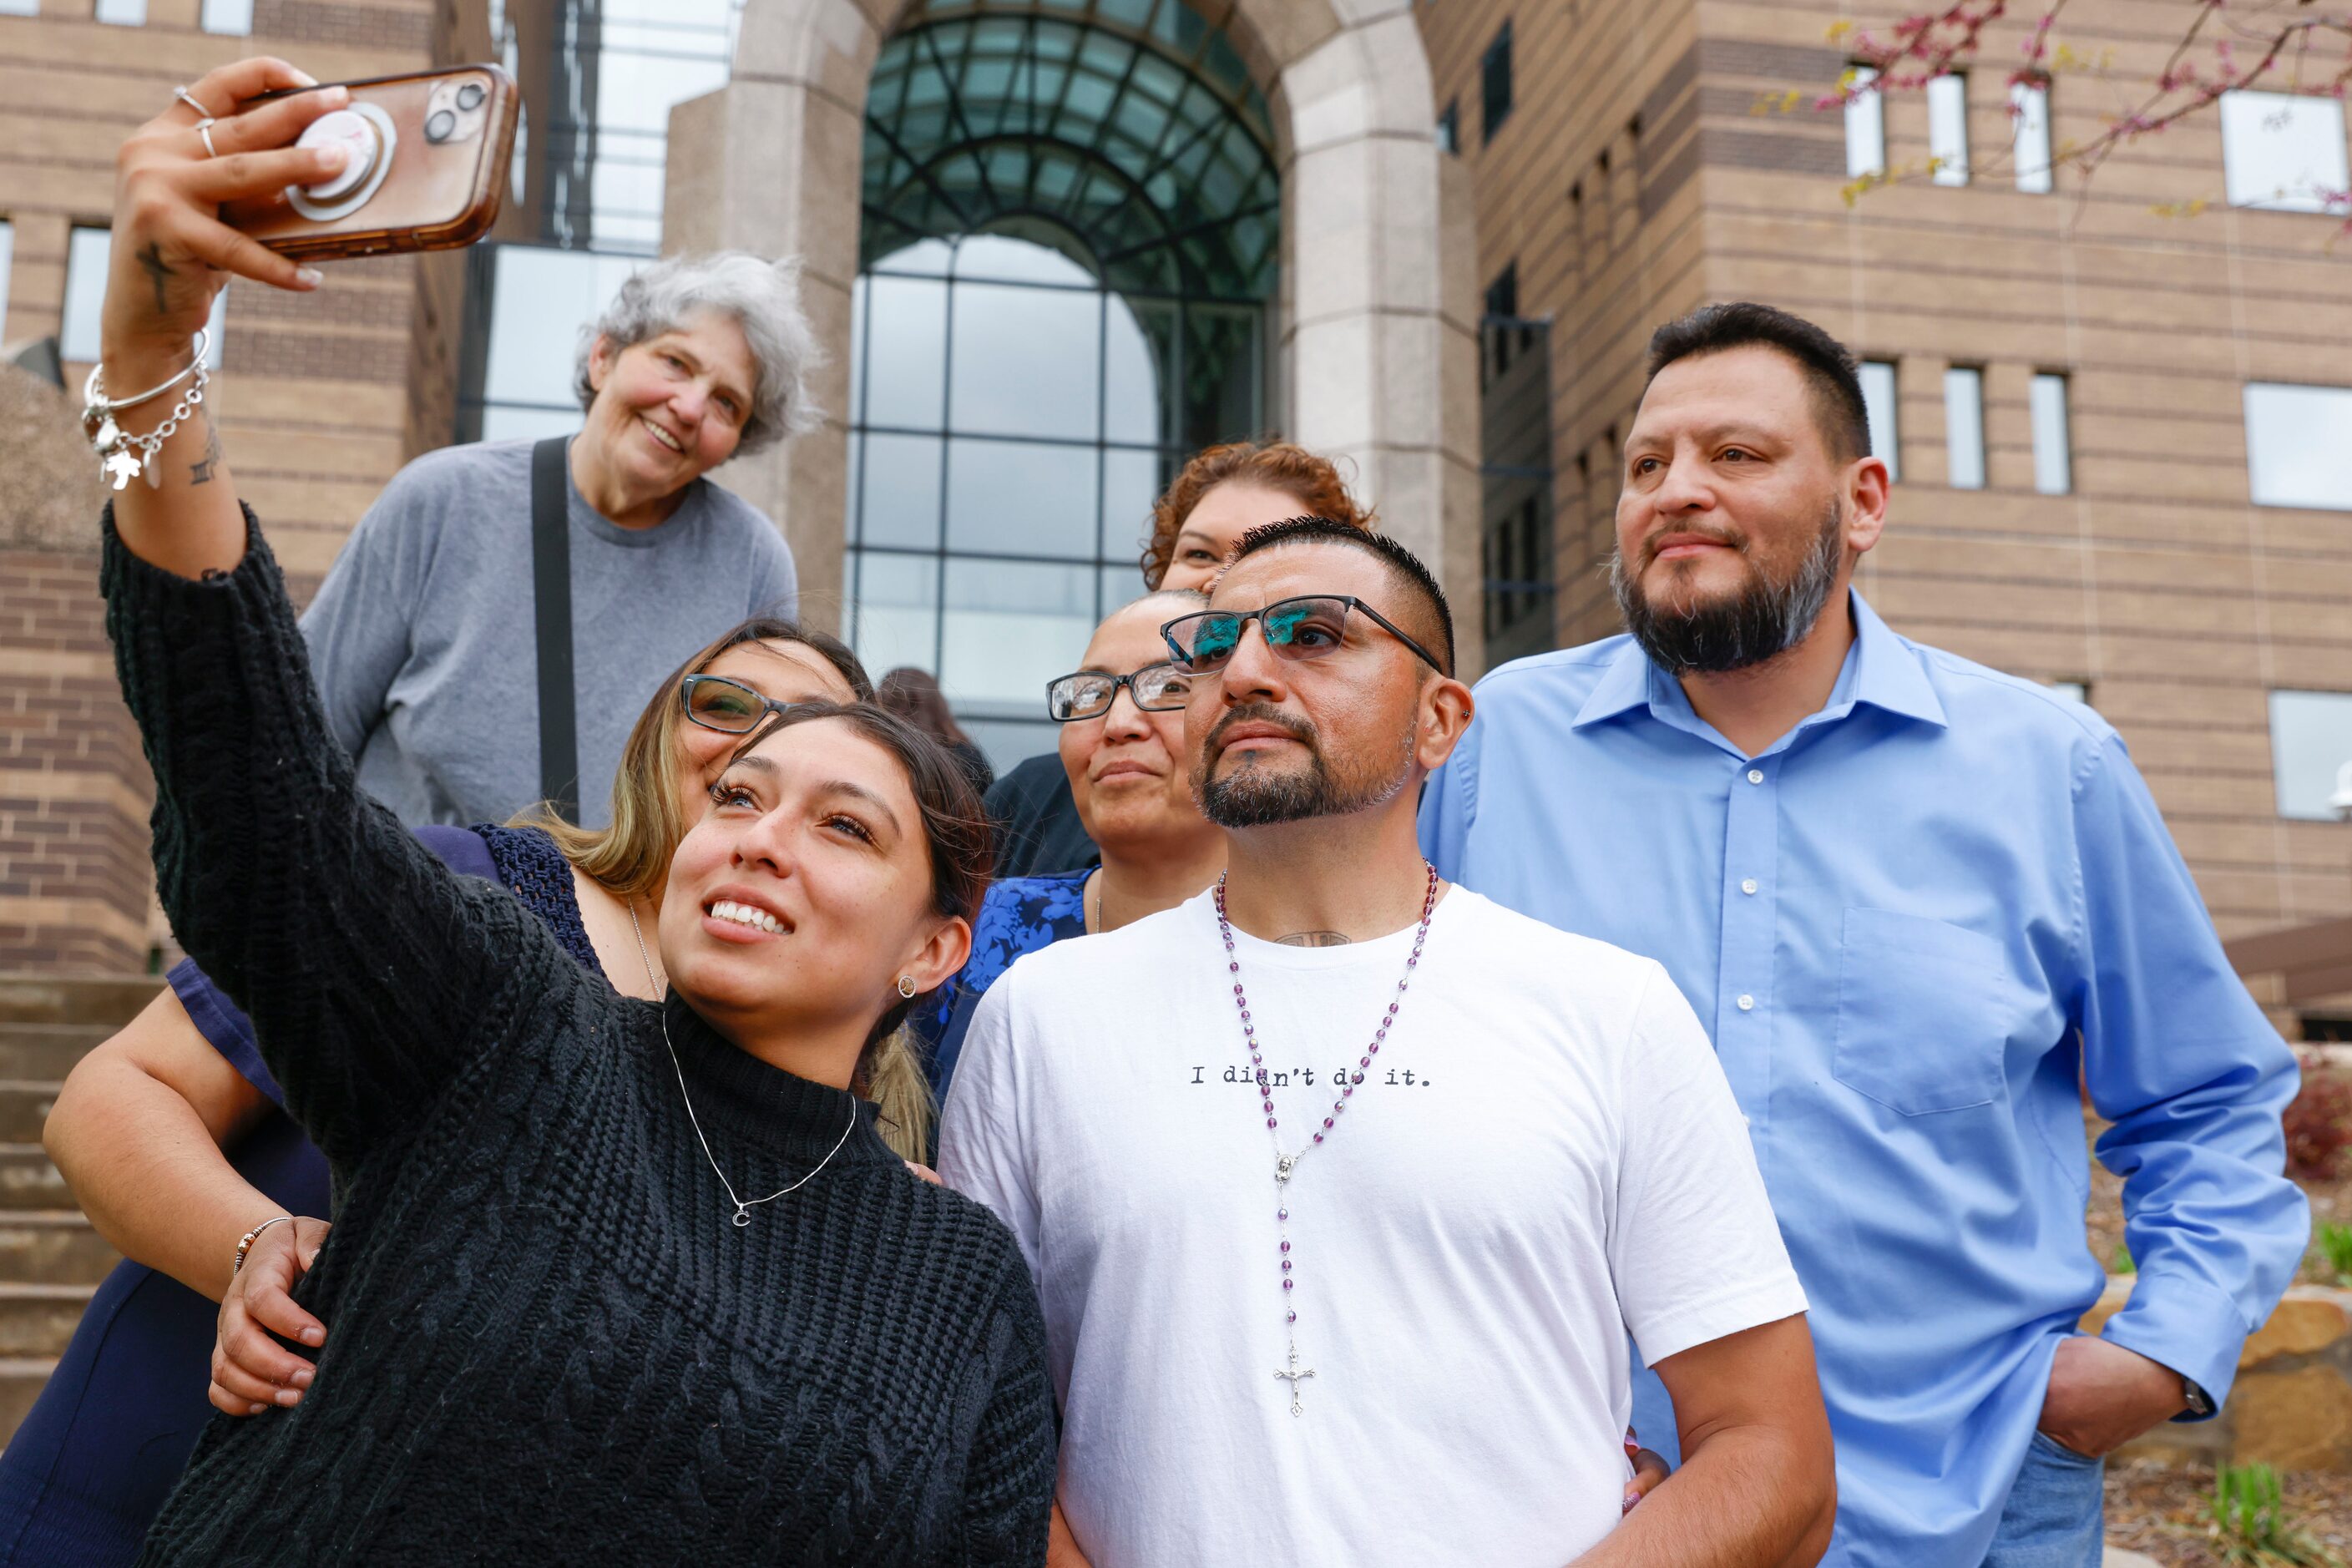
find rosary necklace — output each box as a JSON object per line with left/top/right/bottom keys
{"left": 1214, "top": 860, "right": 1439, "bottom": 1416}
{"left": 629, "top": 902, "right": 856, "bottom": 1227}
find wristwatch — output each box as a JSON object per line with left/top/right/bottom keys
{"left": 2182, "top": 1376, "right": 2215, "bottom": 1418}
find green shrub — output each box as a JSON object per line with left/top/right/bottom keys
{"left": 2318, "top": 1222, "right": 2352, "bottom": 1286}
{"left": 2208, "top": 1461, "right": 2345, "bottom": 1567}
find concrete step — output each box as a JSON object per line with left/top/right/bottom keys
{"left": 0, "top": 1214, "right": 118, "bottom": 1288}
{"left": 0, "top": 1358, "right": 57, "bottom": 1443}
{"left": 0, "top": 1283, "right": 96, "bottom": 1359}
{"left": 0, "top": 1146, "right": 68, "bottom": 1211}
{"left": 0, "top": 1083, "right": 60, "bottom": 1146}
{"left": 0, "top": 1023, "right": 113, "bottom": 1083}
{"left": 0, "top": 974, "right": 163, "bottom": 1028}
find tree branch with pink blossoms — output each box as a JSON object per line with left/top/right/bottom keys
{"left": 1766, "top": 0, "right": 2352, "bottom": 235}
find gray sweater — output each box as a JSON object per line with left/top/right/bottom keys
{"left": 301, "top": 438, "right": 799, "bottom": 827}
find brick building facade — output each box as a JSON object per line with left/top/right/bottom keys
{"left": 1417, "top": 0, "right": 2352, "bottom": 1002}
{"left": 0, "top": 0, "right": 487, "bottom": 971}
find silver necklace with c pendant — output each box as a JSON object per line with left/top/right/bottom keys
{"left": 628, "top": 900, "right": 856, "bottom": 1227}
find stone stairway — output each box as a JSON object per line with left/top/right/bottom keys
{"left": 0, "top": 973, "right": 161, "bottom": 1444}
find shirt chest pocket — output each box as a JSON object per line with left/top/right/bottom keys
{"left": 1832, "top": 908, "right": 2011, "bottom": 1115}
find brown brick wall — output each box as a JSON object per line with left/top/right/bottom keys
{"left": 0, "top": 0, "right": 470, "bottom": 973}
{"left": 1417, "top": 0, "right": 2352, "bottom": 950}
{"left": 0, "top": 549, "right": 151, "bottom": 974}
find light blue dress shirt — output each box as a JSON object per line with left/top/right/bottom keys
{"left": 1420, "top": 591, "right": 2308, "bottom": 1568}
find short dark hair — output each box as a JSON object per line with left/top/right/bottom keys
{"left": 1224, "top": 516, "right": 1456, "bottom": 676}
{"left": 1644, "top": 302, "right": 1871, "bottom": 464}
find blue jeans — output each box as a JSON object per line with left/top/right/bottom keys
{"left": 1982, "top": 1432, "right": 2106, "bottom": 1568}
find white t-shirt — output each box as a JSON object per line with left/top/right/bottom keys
{"left": 938, "top": 886, "right": 1807, "bottom": 1568}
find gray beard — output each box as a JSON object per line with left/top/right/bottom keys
{"left": 1194, "top": 713, "right": 1416, "bottom": 829}
{"left": 1610, "top": 503, "right": 1845, "bottom": 674}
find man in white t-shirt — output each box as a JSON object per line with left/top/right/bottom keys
{"left": 940, "top": 518, "right": 1834, "bottom": 1568}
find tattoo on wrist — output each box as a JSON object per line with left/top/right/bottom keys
{"left": 136, "top": 241, "right": 173, "bottom": 313}
{"left": 190, "top": 415, "right": 222, "bottom": 484}
{"left": 1276, "top": 931, "right": 1352, "bottom": 947}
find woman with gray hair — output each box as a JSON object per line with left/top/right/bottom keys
{"left": 300, "top": 249, "right": 822, "bottom": 828}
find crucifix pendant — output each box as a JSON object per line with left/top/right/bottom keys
{"left": 1273, "top": 1343, "right": 1314, "bottom": 1417}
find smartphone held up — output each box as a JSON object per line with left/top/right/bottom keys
{"left": 230, "top": 64, "right": 518, "bottom": 261}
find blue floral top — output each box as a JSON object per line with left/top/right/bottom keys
{"left": 915, "top": 869, "right": 1090, "bottom": 1100}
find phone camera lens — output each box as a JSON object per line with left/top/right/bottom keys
{"left": 457, "top": 83, "right": 485, "bottom": 110}
{"left": 426, "top": 109, "right": 457, "bottom": 143}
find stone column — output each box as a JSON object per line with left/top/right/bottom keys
{"left": 1255, "top": 2, "right": 1482, "bottom": 673}
{"left": 662, "top": 0, "right": 888, "bottom": 638}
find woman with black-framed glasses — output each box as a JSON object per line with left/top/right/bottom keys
{"left": 910, "top": 590, "right": 1227, "bottom": 1105}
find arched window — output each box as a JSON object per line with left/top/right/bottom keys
{"left": 847, "top": 0, "right": 1278, "bottom": 764}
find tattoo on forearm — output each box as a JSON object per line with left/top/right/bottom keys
{"left": 136, "top": 242, "right": 174, "bottom": 313}
{"left": 190, "top": 414, "right": 222, "bottom": 484}
{"left": 1276, "top": 931, "right": 1352, "bottom": 947}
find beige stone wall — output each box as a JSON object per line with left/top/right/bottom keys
{"left": 1416, "top": 0, "right": 2352, "bottom": 945}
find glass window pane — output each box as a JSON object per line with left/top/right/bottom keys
{"left": 2030, "top": 373, "right": 2071, "bottom": 495}
{"left": 482, "top": 405, "right": 586, "bottom": 443}
{"left": 949, "top": 281, "right": 1101, "bottom": 439}
{"left": 1845, "top": 68, "right": 1885, "bottom": 179}
{"left": 947, "top": 438, "right": 1096, "bottom": 557}
{"left": 2011, "top": 82, "right": 2051, "bottom": 195}
{"left": 1103, "top": 296, "right": 1160, "bottom": 445}
{"left": 859, "top": 433, "right": 945, "bottom": 549}
{"left": 940, "top": 559, "right": 1097, "bottom": 709}
{"left": 483, "top": 247, "right": 637, "bottom": 407}
{"left": 1943, "top": 367, "right": 1985, "bottom": 489}
{"left": 2269, "top": 691, "right": 2352, "bottom": 819}
{"left": 1100, "top": 561, "right": 1151, "bottom": 617}
{"left": 852, "top": 549, "right": 941, "bottom": 678}
{"left": 1100, "top": 448, "right": 1161, "bottom": 564}
{"left": 0, "top": 0, "right": 36, "bottom": 14}
{"left": 1928, "top": 74, "right": 1970, "bottom": 186}
{"left": 953, "top": 234, "right": 1094, "bottom": 286}
{"left": 2221, "top": 91, "right": 2351, "bottom": 213}
{"left": 62, "top": 228, "right": 112, "bottom": 364}
{"left": 2244, "top": 382, "right": 2352, "bottom": 510}
{"left": 1859, "top": 359, "right": 1900, "bottom": 482}
{"left": 862, "top": 275, "right": 948, "bottom": 430}
{"left": 94, "top": 0, "right": 146, "bottom": 22}
{"left": 200, "top": 0, "right": 254, "bottom": 32}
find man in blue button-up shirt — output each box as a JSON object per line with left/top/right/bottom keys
{"left": 1421, "top": 302, "right": 2307, "bottom": 1567}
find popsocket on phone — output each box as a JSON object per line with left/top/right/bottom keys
{"left": 288, "top": 103, "right": 397, "bottom": 220}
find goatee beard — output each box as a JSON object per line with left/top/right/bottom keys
{"left": 1193, "top": 706, "right": 1416, "bottom": 828}
{"left": 1611, "top": 503, "right": 1845, "bottom": 674}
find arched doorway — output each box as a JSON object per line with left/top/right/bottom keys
{"left": 665, "top": 0, "right": 1474, "bottom": 685}
{"left": 847, "top": 0, "right": 1281, "bottom": 761}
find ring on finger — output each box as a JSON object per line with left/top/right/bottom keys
{"left": 173, "top": 85, "right": 219, "bottom": 119}
{"left": 197, "top": 119, "right": 220, "bottom": 159}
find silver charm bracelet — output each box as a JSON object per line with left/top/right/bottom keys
{"left": 83, "top": 329, "right": 210, "bottom": 492}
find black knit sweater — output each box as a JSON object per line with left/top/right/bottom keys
{"left": 102, "top": 508, "right": 1055, "bottom": 1565}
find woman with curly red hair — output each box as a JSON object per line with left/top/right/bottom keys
{"left": 987, "top": 442, "right": 1376, "bottom": 878}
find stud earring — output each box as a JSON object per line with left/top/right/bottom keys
{"left": 896, "top": 974, "right": 918, "bottom": 999}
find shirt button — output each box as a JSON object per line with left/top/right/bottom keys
{"left": 1741, "top": 878, "right": 1758, "bottom": 895}
{"left": 1737, "top": 994, "right": 1755, "bottom": 1011}
{"left": 1746, "top": 768, "right": 1764, "bottom": 785}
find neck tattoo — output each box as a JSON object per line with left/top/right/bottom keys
{"left": 1275, "top": 930, "right": 1352, "bottom": 947}
{"left": 1215, "top": 861, "right": 1439, "bottom": 1416}
{"left": 628, "top": 900, "right": 856, "bottom": 1228}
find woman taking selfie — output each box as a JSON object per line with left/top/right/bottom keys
{"left": 6, "top": 612, "right": 940, "bottom": 1565}
{"left": 83, "top": 60, "right": 1051, "bottom": 1562}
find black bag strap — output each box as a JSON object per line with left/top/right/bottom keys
{"left": 530, "top": 436, "right": 579, "bottom": 823}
